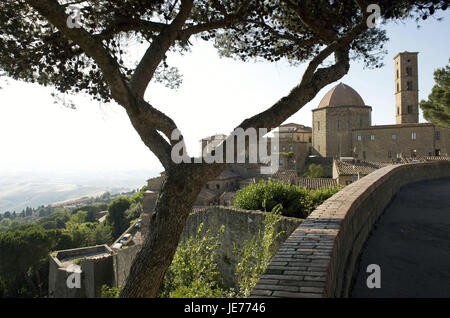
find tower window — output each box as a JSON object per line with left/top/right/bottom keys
{"left": 396, "top": 69, "right": 399, "bottom": 79}
{"left": 407, "top": 105, "right": 413, "bottom": 114}
{"left": 407, "top": 81, "right": 413, "bottom": 90}
{"left": 397, "top": 83, "right": 400, "bottom": 92}
{"left": 397, "top": 107, "right": 400, "bottom": 115}
{"left": 411, "top": 132, "right": 417, "bottom": 140}
{"left": 317, "top": 121, "right": 320, "bottom": 131}
{"left": 406, "top": 67, "right": 412, "bottom": 76}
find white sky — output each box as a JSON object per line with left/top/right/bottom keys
{"left": 0, "top": 12, "right": 449, "bottom": 179}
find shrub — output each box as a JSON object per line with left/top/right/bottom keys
{"left": 158, "top": 223, "right": 234, "bottom": 298}
{"left": 101, "top": 285, "right": 120, "bottom": 298}
{"left": 234, "top": 179, "right": 312, "bottom": 218}
{"left": 234, "top": 179, "right": 342, "bottom": 218}
{"left": 235, "top": 204, "right": 283, "bottom": 297}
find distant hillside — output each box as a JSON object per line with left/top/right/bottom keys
{"left": 0, "top": 168, "right": 158, "bottom": 213}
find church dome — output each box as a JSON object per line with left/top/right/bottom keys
{"left": 317, "top": 83, "right": 365, "bottom": 108}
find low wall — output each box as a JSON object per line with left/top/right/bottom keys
{"left": 251, "top": 161, "right": 450, "bottom": 297}
{"left": 181, "top": 206, "right": 302, "bottom": 289}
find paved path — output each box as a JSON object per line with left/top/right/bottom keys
{"left": 351, "top": 178, "right": 450, "bottom": 297}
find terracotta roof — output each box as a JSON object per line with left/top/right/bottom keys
{"left": 196, "top": 189, "right": 217, "bottom": 201}
{"left": 215, "top": 169, "right": 240, "bottom": 180}
{"left": 295, "top": 178, "right": 338, "bottom": 190}
{"left": 396, "top": 155, "right": 450, "bottom": 163}
{"left": 318, "top": 83, "right": 366, "bottom": 108}
{"left": 334, "top": 160, "right": 392, "bottom": 176}
{"left": 270, "top": 170, "right": 299, "bottom": 184}
{"left": 218, "top": 191, "right": 237, "bottom": 201}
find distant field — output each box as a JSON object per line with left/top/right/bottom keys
{"left": 0, "top": 168, "right": 158, "bottom": 213}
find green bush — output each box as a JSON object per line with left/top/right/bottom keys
{"left": 234, "top": 179, "right": 342, "bottom": 218}
{"left": 158, "top": 223, "right": 234, "bottom": 298}
{"left": 101, "top": 285, "right": 120, "bottom": 298}
{"left": 235, "top": 204, "right": 283, "bottom": 297}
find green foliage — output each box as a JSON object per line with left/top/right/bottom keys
{"left": 158, "top": 223, "right": 234, "bottom": 298}
{"left": 0, "top": 226, "right": 72, "bottom": 297}
{"left": 101, "top": 285, "right": 120, "bottom": 298}
{"left": 234, "top": 179, "right": 341, "bottom": 218}
{"left": 125, "top": 202, "right": 143, "bottom": 223}
{"left": 234, "top": 179, "right": 310, "bottom": 218}
{"left": 235, "top": 204, "right": 283, "bottom": 297}
{"left": 106, "top": 197, "right": 132, "bottom": 239}
{"left": 420, "top": 59, "right": 450, "bottom": 129}
{"left": 302, "top": 164, "right": 325, "bottom": 178}
{"left": 88, "top": 222, "right": 113, "bottom": 246}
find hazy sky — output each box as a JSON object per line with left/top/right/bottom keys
{"left": 0, "top": 11, "right": 449, "bottom": 179}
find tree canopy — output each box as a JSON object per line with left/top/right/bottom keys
{"left": 420, "top": 59, "right": 450, "bottom": 129}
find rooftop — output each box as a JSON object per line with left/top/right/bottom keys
{"left": 318, "top": 83, "right": 366, "bottom": 108}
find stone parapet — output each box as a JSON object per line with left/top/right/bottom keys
{"left": 251, "top": 161, "right": 450, "bottom": 297}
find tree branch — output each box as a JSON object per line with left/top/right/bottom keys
{"left": 129, "top": 0, "right": 194, "bottom": 98}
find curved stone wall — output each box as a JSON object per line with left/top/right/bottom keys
{"left": 251, "top": 161, "right": 450, "bottom": 297}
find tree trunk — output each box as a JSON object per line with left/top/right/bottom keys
{"left": 119, "top": 163, "right": 225, "bottom": 297}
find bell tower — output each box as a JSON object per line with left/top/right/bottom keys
{"left": 394, "top": 52, "right": 419, "bottom": 124}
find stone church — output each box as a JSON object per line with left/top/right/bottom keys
{"left": 312, "top": 51, "right": 450, "bottom": 162}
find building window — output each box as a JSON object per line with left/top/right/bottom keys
{"left": 407, "top": 105, "right": 413, "bottom": 114}
{"left": 411, "top": 132, "right": 417, "bottom": 140}
{"left": 282, "top": 146, "right": 286, "bottom": 151}
{"left": 363, "top": 151, "right": 366, "bottom": 160}
{"left": 216, "top": 184, "right": 220, "bottom": 190}
{"left": 406, "top": 67, "right": 412, "bottom": 76}
{"left": 279, "top": 158, "right": 284, "bottom": 164}
{"left": 396, "top": 69, "right": 399, "bottom": 79}
{"left": 435, "top": 131, "right": 440, "bottom": 140}
{"left": 392, "top": 134, "right": 397, "bottom": 140}
{"left": 289, "top": 146, "right": 293, "bottom": 151}
{"left": 397, "top": 83, "right": 400, "bottom": 92}
{"left": 411, "top": 149, "right": 417, "bottom": 157}
{"left": 407, "top": 81, "right": 413, "bottom": 90}
{"left": 397, "top": 107, "right": 400, "bottom": 115}
{"left": 435, "top": 149, "right": 441, "bottom": 156}
{"left": 388, "top": 150, "right": 392, "bottom": 158}
{"left": 206, "top": 184, "right": 209, "bottom": 189}
{"left": 308, "top": 137, "right": 312, "bottom": 143}
{"left": 337, "top": 120, "right": 340, "bottom": 129}
{"left": 317, "top": 121, "right": 320, "bottom": 131}
{"left": 370, "top": 135, "right": 375, "bottom": 141}
{"left": 318, "top": 145, "right": 320, "bottom": 152}
{"left": 357, "top": 135, "right": 361, "bottom": 141}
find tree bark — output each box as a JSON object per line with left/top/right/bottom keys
{"left": 119, "top": 163, "right": 226, "bottom": 297}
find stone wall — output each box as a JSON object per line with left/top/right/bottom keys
{"left": 113, "top": 244, "right": 142, "bottom": 288}
{"left": 180, "top": 206, "right": 302, "bottom": 289}
{"left": 251, "top": 161, "right": 450, "bottom": 297}
{"left": 353, "top": 123, "right": 446, "bottom": 162}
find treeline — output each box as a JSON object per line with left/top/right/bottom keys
{"left": 0, "top": 186, "right": 147, "bottom": 298}
{"left": 0, "top": 190, "right": 138, "bottom": 232}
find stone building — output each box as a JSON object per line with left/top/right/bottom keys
{"left": 312, "top": 51, "right": 449, "bottom": 162}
